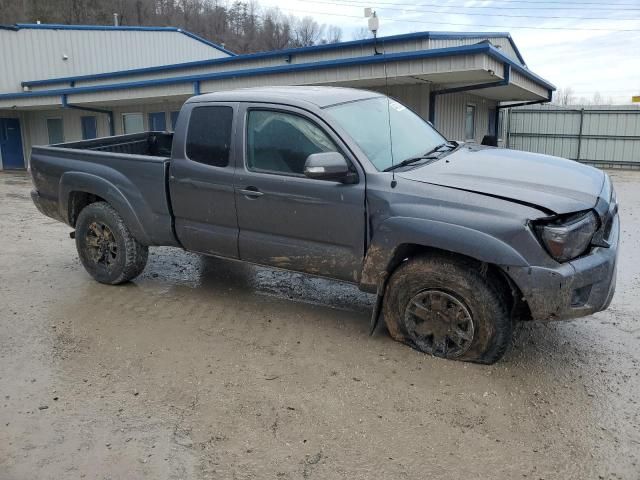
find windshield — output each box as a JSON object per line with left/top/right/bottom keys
{"left": 325, "top": 97, "right": 446, "bottom": 171}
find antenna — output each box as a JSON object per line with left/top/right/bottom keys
{"left": 365, "top": 8, "right": 395, "bottom": 185}
{"left": 364, "top": 8, "right": 381, "bottom": 55}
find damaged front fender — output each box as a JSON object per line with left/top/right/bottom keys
{"left": 359, "top": 216, "right": 530, "bottom": 293}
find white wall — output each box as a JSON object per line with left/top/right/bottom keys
{"left": 372, "top": 84, "right": 497, "bottom": 143}
{"left": 435, "top": 92, "right": 498, "bottom": 143}
{"left": 0, "top": 28, "right": 229, "bottom": 93}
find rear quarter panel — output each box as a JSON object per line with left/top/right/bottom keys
{"left": 30, "top": 146, "right": 177, "bottom": 246}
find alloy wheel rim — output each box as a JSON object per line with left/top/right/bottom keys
{"left": 403, "top": 289, "right": 474, "bottom": 358}
{"left": 85, "top": 222, "right": 118, "bottom": 268}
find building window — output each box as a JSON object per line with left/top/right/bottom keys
{"left": 487, "top": 108, "right": 497, "bottom": 137}
{"left": 186, "top": 106, "right": 233, "bottom": 167}
{"left": 465, "top": 104, "right": 476, "bottom": 141}
{"left": 46, "top": 118, "right": 64, "bottom": 144}
{"left": 148, "top": 112, "right": 167, "bottom": 131}
{"left": 122, "top": 113, "right": 144, "bottom": 134}
{"left": 170, "top": 111, "right": 180, "bottom": 131}
{"left": 81, "top": 116, "right": 97, "bottom": 140}
{"left": 246, "top": 110, "right": 337, "bottom": 176}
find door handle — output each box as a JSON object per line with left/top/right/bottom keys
{"left": 239, "top": 187, "right": 264, "bottom": 198}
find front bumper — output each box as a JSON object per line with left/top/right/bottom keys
{"left": 505, "top": 212, "right": 619, "bottom": 321}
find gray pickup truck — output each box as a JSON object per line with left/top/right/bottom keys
{"left": 30, "top": 86, "right": 619, "bottom": 364}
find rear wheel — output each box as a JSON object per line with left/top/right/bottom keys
{"left": 75, "top": 202, "right": 148, "bottom": 285}
{"left": 383, "top": 253, "right": 511, "bottom": 364}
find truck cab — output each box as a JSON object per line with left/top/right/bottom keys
{"left": 169, "top": 89, "right": 370, "bottom": 282}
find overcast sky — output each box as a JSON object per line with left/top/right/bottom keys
{"left": 257, "top": 0, "right": 640, "bottom": 104}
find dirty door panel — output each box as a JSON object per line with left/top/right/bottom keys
{"left": 235, "top": 105, "right": 366, "bottom": 282}
{"left": 169, "top": 103, "right": 239, "bottom": 258}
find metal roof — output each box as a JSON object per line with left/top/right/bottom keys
{"left": 0, "top": 43, "right": 555, "bottom": 102}
{"left": 19, "top": 30, "right": 527, "bottom": 89}
{"left": 0, "top": 23, "right": 235, "bottom": 56}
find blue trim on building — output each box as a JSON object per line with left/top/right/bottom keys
{"left": 11, "top": 23, "right": 235, "bottom": 56}
{"left": 21, "top": 30, "right": 526, "bottom": 88}
{"left": 0, "top": 43, "right": 554, "bottom": 102}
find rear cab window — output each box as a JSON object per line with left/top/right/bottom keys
{"left": 186, "top": 106, "right": 233, "bottom": 167}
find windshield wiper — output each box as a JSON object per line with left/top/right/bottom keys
{"left": 383, "top": 142, "right": 458, "bottom": 172}
{"left": 383, "top": 155, "right": 436, "bottom": 172}
{"left": 423, "top": 141, "right": 458, "bottom": 157}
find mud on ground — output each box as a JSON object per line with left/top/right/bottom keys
{"left": 0, "top": 170, "right": 638, "bottom": 479}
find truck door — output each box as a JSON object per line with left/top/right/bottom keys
{"left": 234, "top": 104, "right": 366, "bottom": 283}
{"left": 169, "top": 103, "right": 239, "bottom": 258}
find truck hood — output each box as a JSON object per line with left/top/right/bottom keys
{"left": 397, "top": 144, "right": 605, "bottom": 214}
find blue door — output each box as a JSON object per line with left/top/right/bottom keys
{"left": 81, "top": 116, "right": 98, "bottom": 140}
{"left": 148, "top": 112, "right": 166, "bottom": 131}
{"left": 0, "top": 118, "right": 25, "bottom": 169}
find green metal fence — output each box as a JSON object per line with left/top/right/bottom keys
{"left": 505, "top": 106, "right": 640, "bottom": 169}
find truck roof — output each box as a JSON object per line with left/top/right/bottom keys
{"left": 187, "top": 86, "right": 383, "bottom": 108}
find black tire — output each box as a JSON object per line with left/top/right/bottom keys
{"left": 75, "top": 201, "right": 148, "bottom": 285}
{"left": 382, "top": 253, "right": 511, "bottom": 364}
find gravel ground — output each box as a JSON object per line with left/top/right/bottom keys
{"left": 0, "top": 170, "right": 638, "bottom": 480}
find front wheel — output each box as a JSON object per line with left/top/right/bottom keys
{"left": 383, "top": 254, "right": 512, "bottom": 364}
{"left": 75, "top": 202, "right": 148, "bottom": 285}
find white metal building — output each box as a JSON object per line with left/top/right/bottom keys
{"left": 0, "top": 23, "right": 554, "bottom": 170}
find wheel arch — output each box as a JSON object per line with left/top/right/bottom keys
{"left": 360, "top": 217, "right": 533, "bottom": 321}
{"left": 59, "top": 172, "right": 151, "bottom": 245}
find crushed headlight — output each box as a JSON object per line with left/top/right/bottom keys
{"left": 535, "top": 211, "right": 599, "bottom": 262}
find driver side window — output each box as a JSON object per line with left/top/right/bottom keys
{"left": 246, "top": 110, "right": 338, "bottom": 175}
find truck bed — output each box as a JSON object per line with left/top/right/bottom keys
{"left": 52, "top": 131, "right": 174, "bottom": 157}
{"left": 30, "top": 132, "right": 178, "bottom": 248}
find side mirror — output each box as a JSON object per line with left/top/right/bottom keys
{"left": 304, "top": 152, "right": 352, "bottom": 182}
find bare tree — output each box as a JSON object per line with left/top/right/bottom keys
{"left": 351, "top": 26, "right": 371, "bottom": 40}
{"left": 260, "top": 8, "right": 293, "bottom": 50}
{"left": 322, "top": 25, "right": 342, "bottom": 44}
{"left": 591, "top": 91, "right": 603, "bottom": 105}
{"left": 0, "top": 0, "right": 345, "bottom": 55}
{"left": 293, "top": 16, "right": 324, "bottom": 47}
{"left": 554, "top": 87, "right": 575, "bottom": 106}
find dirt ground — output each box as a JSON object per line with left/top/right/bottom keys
{"left": 0, "top": 170, "right": 638, "bottom": 480}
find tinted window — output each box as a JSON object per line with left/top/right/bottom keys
{"left": 148, "top": 112, "right": 166, "bottom": 131}
{"left": 186, "top": 106, "right": 233, "bottom": 167}
{"left": 465, "top": 104, "right": 476, "bottom": 140}
{"left": 247, "top": 110, "right": 337, "bottom": 175}
{"left": 81, "top": 116, "right": 97, "bottom": 140}
{"left": 170, "top": 111, "right": 180, "bottom": 131}
{"left": 123, "top": 113, "right": 143, "bottom": 134}
{"left": 47, "top": 118, "right": 64, "bottom": 144}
